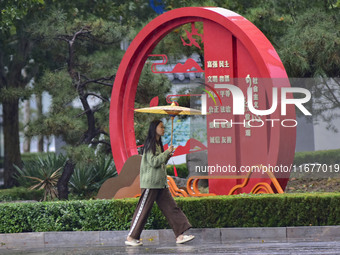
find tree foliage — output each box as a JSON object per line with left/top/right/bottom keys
{"left": 278, "top": 8, "right": 340, "bottom": 77}
{"left": 1, "top": 0, "right": 340, "bottom": 193}
{"left": 0, "top": 0, "right": 46, "bottom": 188}
{"left": 23, "top": 6, "right": 128, "bottom": 198}
{"left": 21, "top": 1, "right": 171, "bottom": 198}
{"left": 0, "top": 0, "right": 44, "bottom": 31}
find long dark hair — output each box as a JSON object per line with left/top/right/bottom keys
{"left": 142, "top": 119, "right": 164, "bottom": 155}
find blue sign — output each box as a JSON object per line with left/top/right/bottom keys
{"left": 150, "top": 0, "right": 165, "bottom": 14}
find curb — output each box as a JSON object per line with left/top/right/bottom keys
{"left": 0, "top": 226, "right": 340, "bottom": 250}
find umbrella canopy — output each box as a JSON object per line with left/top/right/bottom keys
{"left": 134, "top": 102, "right": 202, "bottom": 146}
{"left": 134, "top": 102, "right": 202, "bottom": 116}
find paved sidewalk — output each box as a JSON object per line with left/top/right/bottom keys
{"left": 1, "top": 226, "right": 340, "bottom": 254}
{"left": 1, "top": 241, "right": 340, "bottom": 254}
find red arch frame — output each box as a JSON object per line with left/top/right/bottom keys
{"left": 110, "top": 7, "right": 295, "bottom": 173}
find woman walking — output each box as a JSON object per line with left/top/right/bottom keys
{"left": 125, "top": 119, "right": 194, "bottom": 246}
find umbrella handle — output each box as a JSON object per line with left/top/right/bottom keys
{"left": 170, "top": 116, "right": 174, "bottom": 147}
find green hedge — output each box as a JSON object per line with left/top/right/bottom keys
{"left": 0, "top": 187, "right": 44, "bottom": 202}
{"left": 21, "top": 152, "right": 51, "bottom": 165}
{"left": 294, "top": 149, "right": 340, "bottom": 166}
{"left": 166, "top": 163, "right": 188, "bottom": 178}
{"left": 0, "top": 193, "right": 339, "bottom": 233}
{"left": 164, "top": 150, "right": 340, "bottom": 177}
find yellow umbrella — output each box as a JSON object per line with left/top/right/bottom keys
{"left": 134, "top": 102, "right": 202, "bottom": 146}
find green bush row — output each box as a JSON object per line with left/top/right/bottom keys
{"left": 21, "top": 152, "right": 50, "bottom": 165}
{"left": 0, "top": 187, "right": 44, "bottom": 202}
{"left": 0, "top": 193, "right": 339, "bottom": 233}
{"left": 294, "top": 149, "right": 340, "bottom": 166}
{"left": 166, "top": 163, "right": 188, "bottom": 178}
{"left": 165, "top": 149, "right": 340, "bottom": 178}
{"left": 9, "top": 149, "right": 340, "bottom": 171}
{"left": 0, "top": 153, "right": 39, "bottom": 169}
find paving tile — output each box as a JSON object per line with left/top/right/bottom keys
{"left": 187, "top": 228, "right": 221, "bottom": 245}
{"left": 44, "top": 231, "right": 100, "bottom": 248}
{"left": 140, "top": 230, "right": 160, "bottom": 245}
{"left": 0, "top": 232, "right": 44, "bottom": 249}
{"left": 158, "top": 229, "right": 176, "bottom": 244}
{"left": 287, "top": 226, "right": 340, "bottom": 241}
{"left": 221, "top": 227, "right": 286, "bottom": 243}
{"left": 99, "top": 230, "right": 128, "bottom": 246}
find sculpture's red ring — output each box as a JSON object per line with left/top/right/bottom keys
{"left": 110, "top": 7, "right": 296, "bottom": 179}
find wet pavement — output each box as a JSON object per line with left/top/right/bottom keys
{"left": 1, "top": 226, "right": 340, "bottom": 254}
{"left": 2, "top": 241, "right": 340, "bottom": 255}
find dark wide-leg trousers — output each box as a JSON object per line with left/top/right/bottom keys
{"left": 128, "top": 188, "right": 192, "bottom": 240}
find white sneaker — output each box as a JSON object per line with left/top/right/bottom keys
{"left": 176, "top": 235, "right": 195, "bottom": 244}
{"left": 125, "top": 239, "right": 143, "bottom": 246}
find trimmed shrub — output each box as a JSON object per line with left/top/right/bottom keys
{"left": 0, "top": 193, "right": 339, "bottom": 233}
{"left": 0, "top": 187, "right": 44, "bottom": 202}
{"left": 166, "top": 164, "right": 188, "bottom": 178}
{"left": 294, "top": 149, "right": 340, "bottom": 166}
{"left": 21, "top": 152, "right": 51, "bottom": 165}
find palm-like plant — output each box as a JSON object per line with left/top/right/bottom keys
{"left": 14, "top": 153, "right": 66, "bottom": 201}
{"left": 69, "top": 164, "right": 97, "bottom": 198}
{"left": 69, "top": 155, "right": 117, "bottom": 198}
{"left": 92, "top": 156, "right": 117, "bottom": 189}
{"left": 24, "top": 167, "right": 62, "bottom": 201}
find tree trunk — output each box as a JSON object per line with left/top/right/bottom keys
{"left": 57, "top": 159, "right": 75, "bottom": 199}
{"left": 36, "top": 93, "right": 44, "bottom": 152}
{"left": 46, "top": 136, "right": 51, "bottom": 152}
{"left": 38, "top": 135, "right": 44, "bottom": 152}
{"left": 3, "top": 98, "right": 21, "bottom": 188}
{"left": 23, "top": 99, "right": 31, "bottom": 153}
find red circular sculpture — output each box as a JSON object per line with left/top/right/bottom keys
{"left": 110, "top": 7, "right": 296, "bottom": 194}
